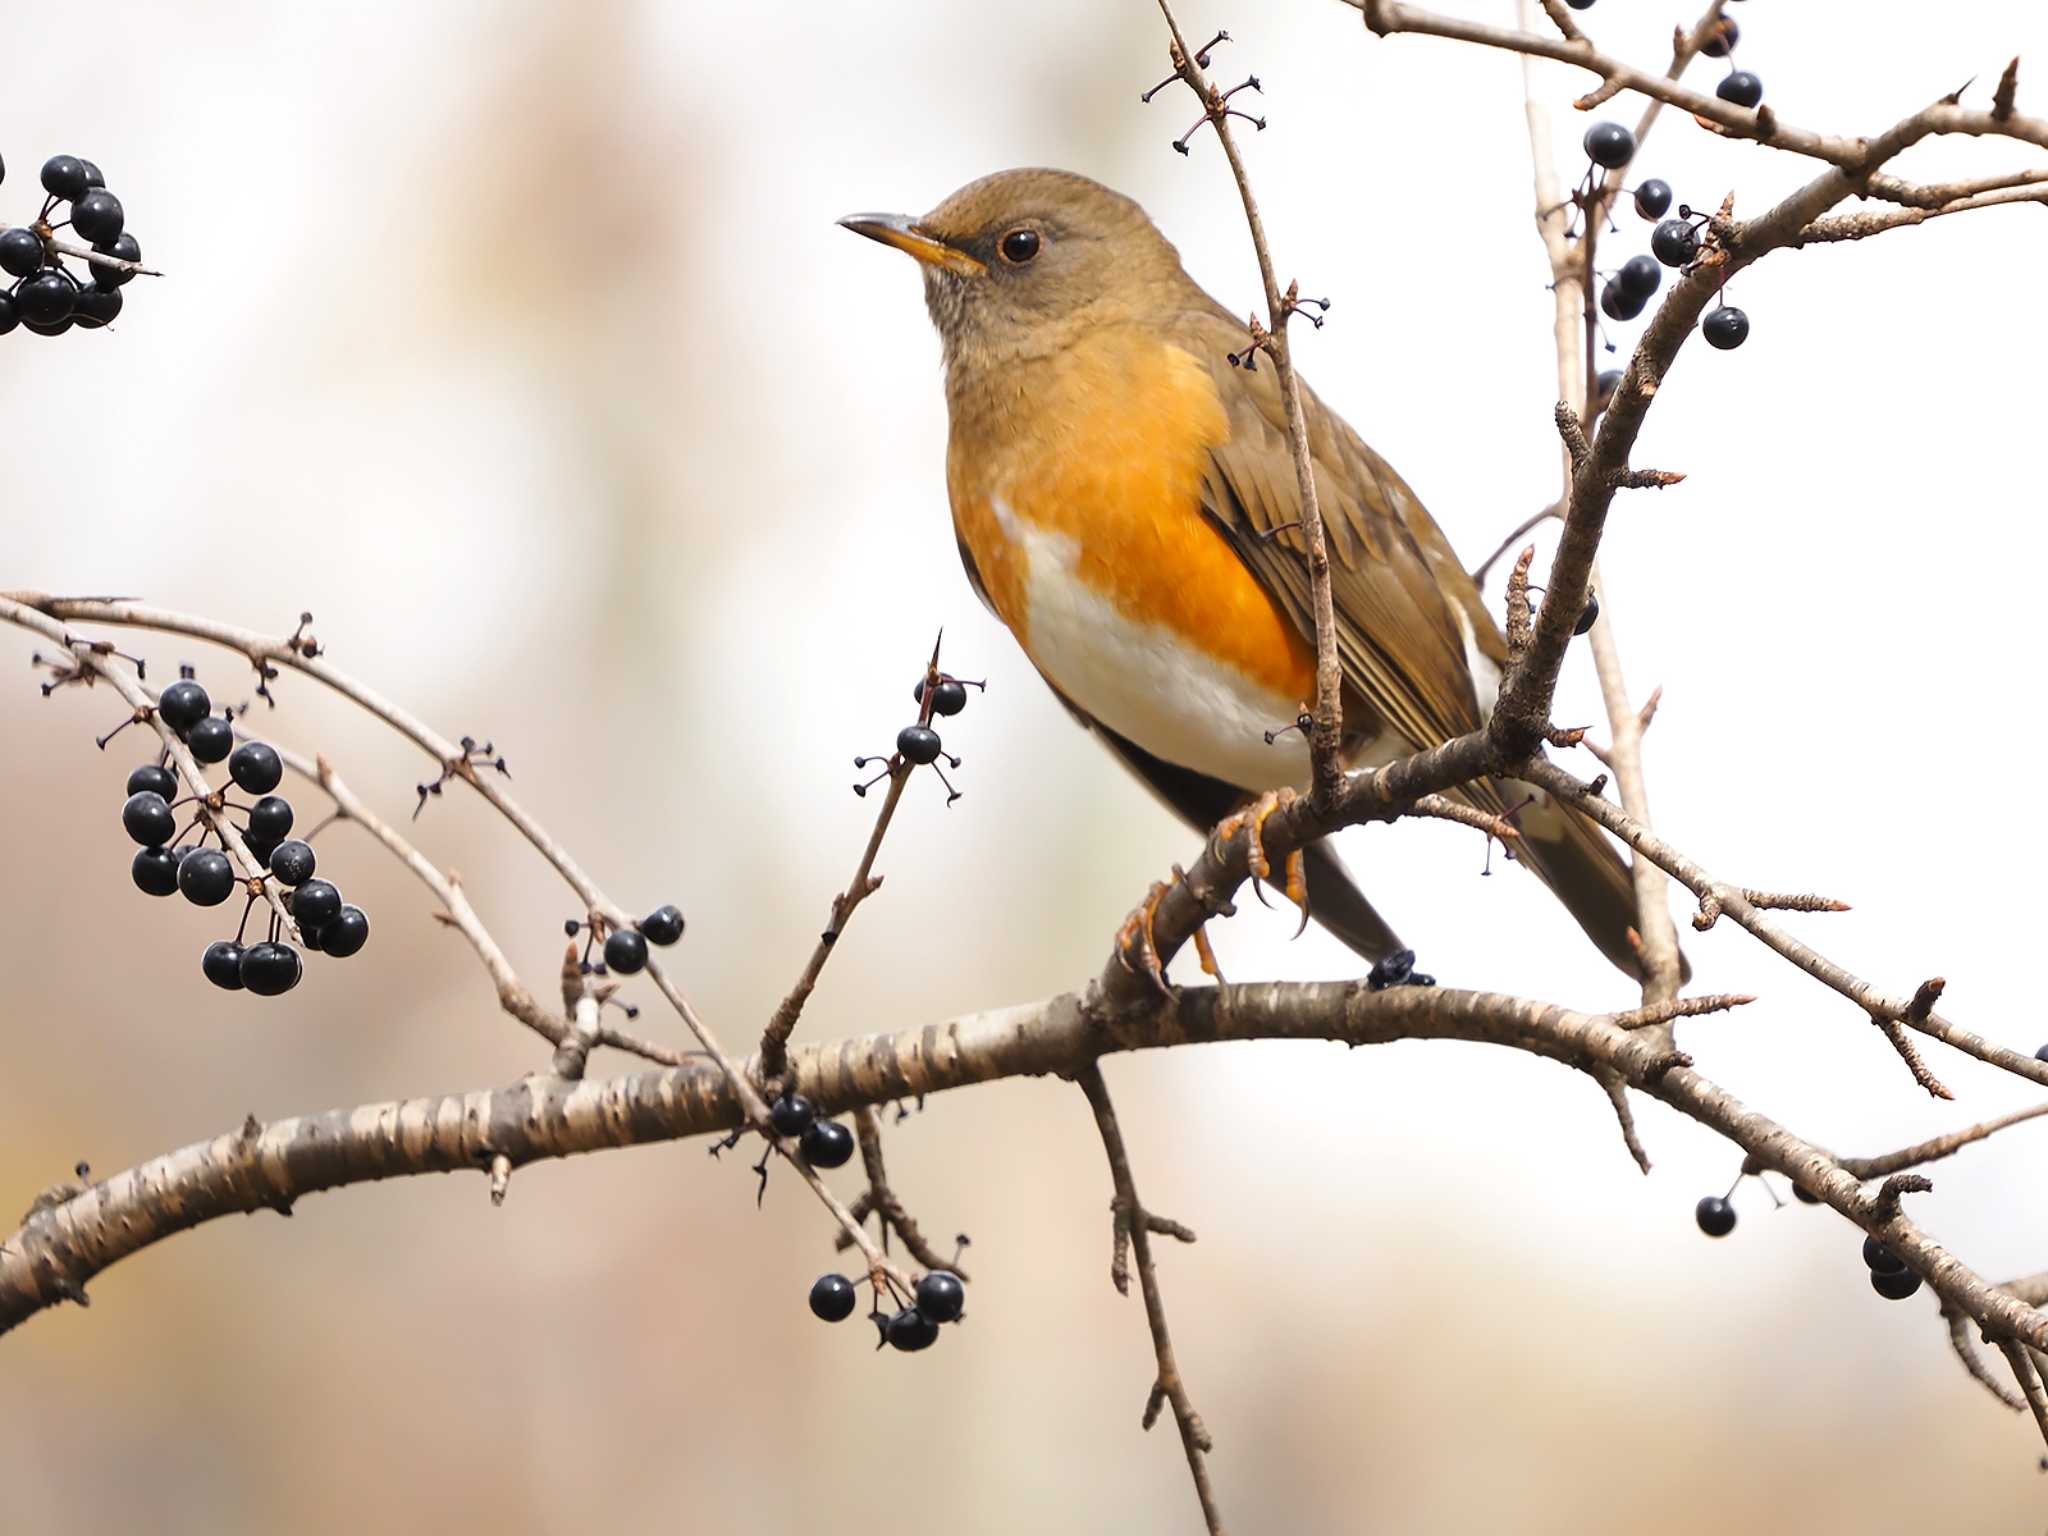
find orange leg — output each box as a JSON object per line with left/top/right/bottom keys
{"left": 1114, "top": 878, "right": 1175, "bottom": 996}
{"left": 1219, "top": 789, "right": 1311, "bottom": 933}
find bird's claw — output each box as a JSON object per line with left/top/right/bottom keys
{"left": 1114, "top": 878, "right": 1175, "bottom": 997}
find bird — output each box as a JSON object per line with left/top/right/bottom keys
{"left": 841, "top": 167, "right": 1648, "bottom": 981}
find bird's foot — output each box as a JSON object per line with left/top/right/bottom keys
{"left": 1114, "top": 878, "right": 1175, "bottom": 997}
{"left": 1218, "top": 788, "right": 1309, "bottom": 932}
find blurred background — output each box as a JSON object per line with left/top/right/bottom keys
{"left": 4, "top": 1, "right": 2046, "bottom": 1530}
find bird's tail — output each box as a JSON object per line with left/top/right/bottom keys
{"left": 1487, "top": 771, "right": 1684, "bottom": 983}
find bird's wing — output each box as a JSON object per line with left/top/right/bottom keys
{"left": 1170, "top": 306, "right": 1509, "bottom": 761}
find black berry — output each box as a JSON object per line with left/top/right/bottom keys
{"left": 1367, "top": 948, "right": 1416, "bottom": 991}
{"left": 1632, "top": 179, "right": 1673, "bottom": 221}
{"left": 0, "top": 292, "right": 16, "bottom": 336}
{"left": 1615, "top": 254, "right": 1661, "bottom": 303}
{"left": 70, "top": 190, "right": 124, "bottom": 244}
{"left": 915, "top": 677, "right": 969, "bottom": 716}
{"left": 1870, "top": 1267, "right": 1921, "bottom": 1301}
{"left": 2035, "top": 1043, "right": 2048, "bottom": 1063}
{"left": 1582, "top": 121, "right": 1636, "bottom": 170}
{"left": 1792, "top": 1183, "right": 1822, "bottom": 1205}
{"left": 122, "top": 790, "right": 175, "bottom": 846}
{"left": 896, "top": 725, "right": 943, "bottom": 765}
{"left": 885, "top": 1306, "right": 940, "bottom": 1352}
{"left": 131, "top": 845, "right": 180, "bottom": 897}
{"left": 1702, "top": 305, "right": 1749, "bottom": 350}
{"left": 603, "top": 927, "right": 648, "bottom": 974}
{"left": 79, "top": 159, "right": 104, "bottom": 190}
{"left": 156, "top": 679, "right": 211, "bottom": 733}
{"left": 40, "top": 155, "right": 88, "bottom": 199}
{"left": 0, "top": 227, "right": 44, "bottom": 278}
{"left": 800, "top": 1118, "right": 855, "bottom": 1168}
{"left": 228, "top": 741, "right": 283, "bottom": 794}
{"left": 90, "top": 233, "right": 140, "bottom": 289}
{"left": 202, "top": 940, "right": 247, "bottom": 991}
{"left": 126, "top": 762, "right": 177, "bottom": 799}
{"left": 290, "top": 878, "right": 343, "bottom": 932}
{"left": 72, "top": 283, "right": 122, "bottom": 329}
{"left": 809, "top": 1273, "right": 858, "bottom": 1322}
{"left": 22, "top": 311, "right": 74, "bottom": 338}
{"left": 640, "top": 904, "right": 685, "bottom": 946}
{"left": 1593, "top": 368, "right": 1621, "bottom": 414}
{"left": 1701, "top": 17, "right": 1739, "bottom": 58}
{"left": 186, "top": 715, "right": 233, "bottom": 764}
{"left": 1564, "top": 0, "right": 1594, "bottom": 8}
{"left": 268, "top": 839, "right": 316, "bottom": 886}
{"left": 1574, "top": 592, "right": 1601, "bottom": 636}
{"left": 915, "top": 1270, "right": 966, "bottom": 1324}
{"left": 1599, "top": 280, "right": 1646, "bottom": 323}
{"left": 1862, "top": 1236, "right": 1905, "bottom": 1275}
{"left": 178, "top": 847, "right": 236, "bottom": 906}
{"left": 247, "top": 794, "right": 294, "bottom": 842}
{"left": 16, "top": 269, "right": 77, "bottom": 326}
{"left": 1695, "top": 1196, "right": 1736, "bottom": 1237}
{"left": 1650, "top": 219, "right": 1698, "bottom": 267}
{"left": 318, "top": 905, "right": 370, "bottom": 958}
{"left": 240, "top": 941, "right": 304, "bottom": 997}
{"left": 1717, "top": 71, "right": 1764, "bottom": 109}
{"left": 770, "top": 1093, "right": 817, "bottom": 1138}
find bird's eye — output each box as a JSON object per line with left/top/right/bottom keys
{"left": 999, "top": 228, "right": 1041, "bottom": 264}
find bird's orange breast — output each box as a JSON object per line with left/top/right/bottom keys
{"left": 945, "top": 332, "right": 1314, "bottom": 704}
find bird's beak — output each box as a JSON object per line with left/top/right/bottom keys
{"left": 837, "top": 212, "right": 985, "bottom": 276}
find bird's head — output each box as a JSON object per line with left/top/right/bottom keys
{"left": 840, "top": 168, "right": 1186, "bottom": 375}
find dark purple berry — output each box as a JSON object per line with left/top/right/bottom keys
{"left": 1792, "top": 1183, "right": 1822, "bottom": 1205}
{"left": 1632, "top": 179, "right": 1673, "bottom": 221}
{"left": 1695, "top": 1196, "right": 1736, "bottom": 1237}
{"left": 915, "top": 1270, "right": 966, "bottom": 1324}
{"left": 1870, "top": 1267, "right": 1921, "bottom": 1301}
{"left": 1701, "top": 17, "right": 1738, "bottom": 57}
{"left": 809, "top": 1273, "right": 858, "bottom": 1322}
{"left": 317, "top": 905, "right": 370, "bottom": 958}
{"left": 1599, "top": 280, "right": 1646, "bottom": 323}
{"left": 770, "top": 1093, "right": 817, "bottom": 1138}
{"left": 89, "top": 232, "right": 140, "bottom": 288}
{"left": 203, "top": 940, "right": 247, "bottom": 990}
{"left": 1593, "top": 368, "right": 1622, "bottom": 415}
{"left": 70, "top": 189, "right": 124, "bottom": 244}
{"left": 0, "top": 292, "right": 16, "bottom": 335}
{"left": 156, "top": 679, "right": 210, "bottom": 733}
{"left": 246, "top": 794, "right": 294, "bottom": 842}
{"left": 71, "top": 282, "right": 122, "bottom": 329}
{"left": 126, "top": 762, "right": 177, "bottom": 799}
{"left": 268, "top": 839, "right": 316, "bottom": 886}
{"left": 79, "top": 159, "right": 104, "bottom": 190}
{"left": 1717, "top": 71, "right": 1764, "bottom": 109}
{"left": 1651, "top": 218, "right": 1698, "bottom": 267}
{"left": 604, "top": 927, "right": 648, "bottom": 973}
{"left": 1702, "top": 305, "right": 1749, "bottom": 350}
{"left": 885, "top": 1306, "right": 940, "bottom": 1352}
{"left": 640, "top": 904, "right": 685, "bottom": 946}
{"left": 0, "top": 227, "right": 44, "bottom": 278}
{"left": 16, "top": 268, "right": 77, "bottom": 326}
{"left": 40, "top": 155, "right": 88, "bottom": 199}
{"left": 1615, "top": 253, "right": 1661, "bottom": 302}
{"left": 1574, "top": 592, "right": 1601, "bottom": 637}
{"left": 122, "top": 789, "right": 175, "bottom": 846}
{"left": 289, "top": 878, "right": 342, "bottom": 931}
{"left": 896, "top": 725, "right": 943, "bottom": 765}
{"left": 1862, "top": 1236, "right": 1905, "bottom": 1275}
{"left": 914, "top": 677, "right": 969, "bottom": 716}
{"left": 131, "top": 845, "right": 180, "bottom": 897}
{"left": 178, "top": 847, "right": 236, "bottom": 906}
{"left": 800, "top": 1118, "right": 855, "bottom": 1168}
{"left": 1582, "top": 121, "right": 1636, "bottom": 169}
{"left": 228, "top": 741, "right": 283, "bottom": 794}
{"left": 186, "top": 715, "right": 233, "bottom": 764}
{"left": 239, "top": 941, "right": 303, "bottom": 996}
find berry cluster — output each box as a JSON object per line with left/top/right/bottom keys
{"left": 854, "top": 655, "right": 984, "bottom": 805}
{"left": 770, "top": 1092, "right": 855, "bottom": 1168}
{"left": 809, "top": 1264, "right": 967, "bottom": 1354}
{"left": 1576, "top": 122, "right": 1752, "bottom": 356}
{"left": 0, "top": 153, "right": 144, "bottom": 338}
{"left": 563, "top": 902, "right": 686, "bottom": 984}
{"left": 116, "top": 672, "right": 368, "bottom": 995}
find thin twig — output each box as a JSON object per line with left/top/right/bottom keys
{"left": 1075, "top": 1061, "right": 1222, "bottom": 1535}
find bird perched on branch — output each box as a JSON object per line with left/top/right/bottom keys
{"left": 842, "top": 168, "right": 1646, "bottom": 980}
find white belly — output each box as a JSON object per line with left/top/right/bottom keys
{"left": 997, "top": 500, "right": 1310, "bottom": 792}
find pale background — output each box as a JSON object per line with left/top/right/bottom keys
{"left": 3, "top": 2, "right": 2046, "bottom": 1531}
